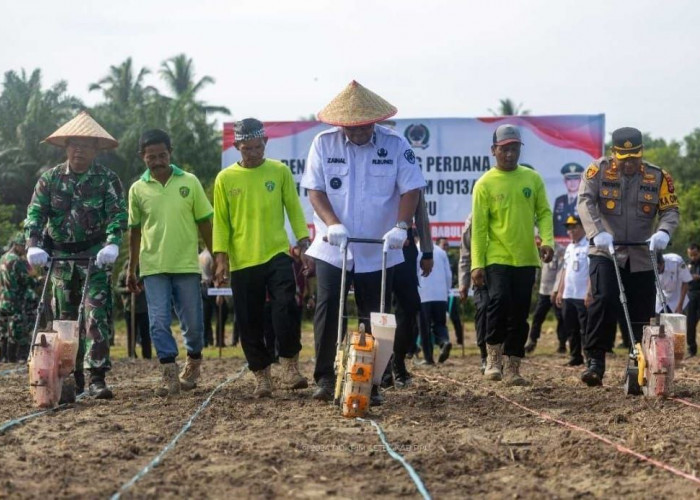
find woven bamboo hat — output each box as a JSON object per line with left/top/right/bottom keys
{"left": 317, "top": 80, "right": 397, "bottom": 127}
{"left": 44, "top": 111, "right": 118, "bottom": 150}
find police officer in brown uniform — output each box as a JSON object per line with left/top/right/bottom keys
{"left": 577, "top": 127, "right": 679, "bottom": 386}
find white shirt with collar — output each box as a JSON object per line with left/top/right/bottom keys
{"left": 656, "top": 253, "right": 693, "bottom": 313}
{"left": 301, "top": 124, "right": 426, "bottom": 273}
{"left": 562, "top": 236, "right": 589, "bottom": 300}
{"left": 417, "top": 244, "right": 451, "bottom": 303}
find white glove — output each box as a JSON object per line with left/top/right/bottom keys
{"left": 326, "top": 224, "right": 349, "bottom": 250}
{"left": 27, "top": 247, "right": 49, "bottom": 267}
{"left": 593, "top": 231, "right": 614, "bottom": 254}
{"left": 96, "top": 244, "right": 119, "bottom": 268}
{"left": 648, "top": 231, "right": 670, "bottom": 252}
{"left": 382, "top": 226, "right": 408, "bottom": 252}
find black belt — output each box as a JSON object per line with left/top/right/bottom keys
{"left": 50, "top": 235, "right": 105, "bottom": 253}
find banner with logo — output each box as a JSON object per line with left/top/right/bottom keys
{"left": 222, "top": 115, "right": 605, "bottom": 243}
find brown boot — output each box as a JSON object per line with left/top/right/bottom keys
{"left": 279, "top": 354, "right": 308, "bottom": 389}
{"left": 179, "top": 356, "right": 202, "bottom": 391}
{"left": 155, "top": 363, "right": 180, "bottom": 397}
{"left": 484, "top": 343, "right": 503, "bottom": 381}
{"left": 503, "top": 356, "right": 529, "bottom": 386}
{"left": 253, "top": 366, "right": 273, "bottom": 398}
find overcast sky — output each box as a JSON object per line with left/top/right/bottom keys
{"left": 2, "top": 0, "right": 699, "bottom": 142}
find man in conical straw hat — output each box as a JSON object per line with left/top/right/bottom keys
{"left": 300, "top": 81, "right": 427, "bottom": 406}
{"left": 24, "top": 111, "right": 127, "bottom": 401}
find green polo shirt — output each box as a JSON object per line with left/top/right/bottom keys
{"left": 128, "top": 165, "right": 213, "bottom": 277}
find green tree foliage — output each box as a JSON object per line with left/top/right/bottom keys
{"left": 489, "top": 98, "right": 530, "bottom": 116}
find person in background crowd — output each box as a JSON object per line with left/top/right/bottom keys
{"left": 525, "top": 239, "right": 566, "bottom": 354}
{"left": 417, "top": 238, "right": 452, "bottom": 364}
{"left": 437, "top": 237, "right": 464, "bottom": 348}
{"left": 116, "top": 259, "right": 151, "bottom": 359}
{"left": 578, "top": 127, "right": 680, "bottom": 385}
{"left": 655, "top": 252, "right": 692, "bottom": 315}
{"left": 24, "top": 111, "right": 126, "bottom": 400}
{"left": 471, "top": 124, "right": 554, "bottom": 386}
{"left": 685, "top": 243, "right": 700, "bottom": 358}
{"left": 555, "top": 215, "right": 589, "bottom": 366}
{"left": 0, "top": 233, "right": 30, "bottom": 363}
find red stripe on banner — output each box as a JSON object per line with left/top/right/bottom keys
{"left": 430, "top": 222, "right": 464, "bottom": 242}
{"left": 478, "top": 115, "right": 604, "bottom": 159}
{"left": 223, "top": 121, "right": 321, "bottom": 151}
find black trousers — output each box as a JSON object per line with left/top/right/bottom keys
{"left": 485, "top": 265, "right": 537, "bottom": 358}
{"left": 125, "top": 311, "right": 152, "bottom": 359}
{"left": 418, "top": 301, "right": 449, "bottom": 362}
{"left": 312, "top": 258, "right": 393, "bottom": 383}
{"left": 529, "top": 293, "right": 565, "bottom": 345}
{"left": 686, "top": 292, "right": 700, "bottom": 355}
{"left": 583, "top": 255, "right": 655, "bottom": 358}
{"left": 230, "top": 253, "right": 301, "bottom": 372}
{"left": 448, "top": 296, "right": 464, "bottom": 345}
{"left": 473, "top": 285, "right": 489, "bottom": 359}
{"left": 563, "top": 298, "right": 586, "bottom": 361}
{"left": 392, "top": 241, "right": 421, "bottom": 360}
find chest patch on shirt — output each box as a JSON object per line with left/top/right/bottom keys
{"left": 330, "top": 177, "right": 342, "bottom": 190}
{"left": 522, "top": 187, "right": 532, "bottom": 199}
{"left": 179, "top": 186, "right": 190, "bottom": 198}
{"left": 265, "top": 181, "right": 275, "bottom": 192}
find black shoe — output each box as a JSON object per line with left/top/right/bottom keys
{"left": 524, "top": 340, "right": 537, "bottom": 354}
{"left": 556, "top": 344, "right": 567, "bottom": 354}
{"left": 312, "top": 378, "right": 334, "bottom": 402}
{"left": 480, "top": 357, "right": 487, "bottom": 374}
{"left": 380, "top": 371, "right": 394, "bottom": 389}
{"left": 88, "top": 369, "right": 113, "bottom": 399}
{"left": 438, "top": 342, "right": 452, "bottom": 363}
{"left": 370, "top": 385, "right": 384, "bottom": 407}
{"left": 394, "top": 373, "right": 412, "bottom": 389}
{"left": 565, "top": 357, "right": 584, "bottom": 367}
{"left": 685, "top": 351, "right": 697, "bottom": 359}
{"left": 581, "top": 358, "right": 604, "bottom": 387}
{"left": 74, "top": 371, "right": 85, "bottom": 395}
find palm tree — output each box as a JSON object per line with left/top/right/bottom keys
{"left": 159, "top": 54, "right": 230, "bottom": 115}
{"left": 489, "top": 98, "right": 530, "bottom": 116}
{"left": 89, "top": 57, "right": 157, "bottom": 110}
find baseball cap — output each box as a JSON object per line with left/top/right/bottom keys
{"left": 492, "top": 124, "right": 523, "bottom": 146}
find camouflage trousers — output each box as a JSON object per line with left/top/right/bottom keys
{"left": 52, "top": 259, "right": 112, "bottom": 371}
{"left": 0, "top": 311, "right": 29, "bottom": 346}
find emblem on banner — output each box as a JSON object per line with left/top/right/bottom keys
{"left": 404, "top": 123, "right": 430, "bottom": 149}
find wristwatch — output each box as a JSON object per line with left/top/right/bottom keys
{"left": 395, "top": 221, "right": 409, "bottom": 230}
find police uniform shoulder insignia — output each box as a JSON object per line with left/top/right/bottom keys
{"left": 585, "top": 164, "right": 599, "bottom": 179}
{"left": 661, "top": 169, "right": 675, "bottom": 193}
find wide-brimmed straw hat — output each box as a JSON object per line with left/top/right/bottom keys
{"left": 43, "top": 111, "right": 118, "bottom": 150}
{"left": 317, "top": 80, "right": 397, "bottom": 127}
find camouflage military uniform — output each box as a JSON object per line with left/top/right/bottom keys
{"left": 0, "top": 251, "right": 30, "bottom": 353}
{"left": 24, "top": 161, "right": 127, "bottom": 372}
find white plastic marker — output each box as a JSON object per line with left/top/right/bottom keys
{"left": 207, "top": 288, "right": 233, "bottom": 296}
